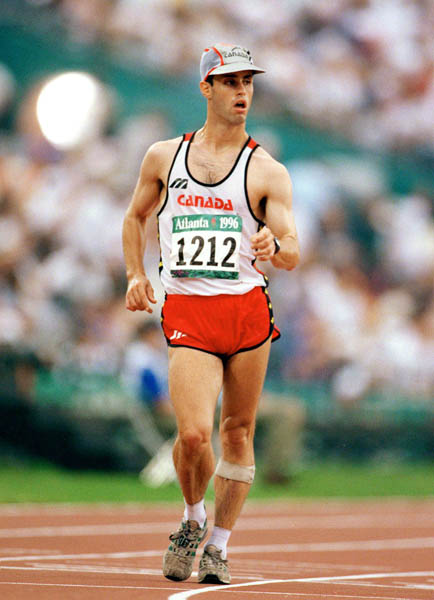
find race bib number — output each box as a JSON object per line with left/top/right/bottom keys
{"left": 170, "top": 214, "right": 242, "bottom": 279}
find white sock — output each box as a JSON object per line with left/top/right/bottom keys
{"left": 183, "top": 499, "right": 207, "bottom": 528}
{"left": 206, "top": 526, "right": 231, "bottom": 559}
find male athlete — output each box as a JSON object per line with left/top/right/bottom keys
{"left": 122, "top": 43, "right": 299, "bottom": 585}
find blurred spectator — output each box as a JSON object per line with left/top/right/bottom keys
{"left": 122, "top": 320, "right": 173, "bottom": 418}
{"left": 0, "top": 344, "right": 42, "bottom": 405}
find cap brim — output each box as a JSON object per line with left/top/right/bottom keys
{"left": 204, "top": 62, "right": 265, "bottom": 80}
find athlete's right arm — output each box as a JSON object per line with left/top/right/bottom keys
{"left": 122, "top": 143, "right": 165, "bottom": 313}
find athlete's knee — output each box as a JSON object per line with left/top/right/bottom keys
{"left": 178, "top": 426, "right": 212, "bottom": 455}
{"left": 220, "top": 416, "right": 255, "bottom": 456}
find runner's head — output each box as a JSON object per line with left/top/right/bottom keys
{"left": 200, "top": 44, "right": 265, "bottom": 83}
{"left": 199, "top": 44, "right": 265, "bottom": 124}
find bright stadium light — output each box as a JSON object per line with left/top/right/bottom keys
{"left": 36, "top": 72, "right": 108, "bottom": 150}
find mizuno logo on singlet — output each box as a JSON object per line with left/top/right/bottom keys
{"left": 177, "top": 194, "right": 234, "bottom": 211}
{"left": 170, "top": 178, "right": 188, "bottom": 189}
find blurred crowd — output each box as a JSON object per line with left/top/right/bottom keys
{"left": 53, "top": 0, "right": 434, "bottom": 151}
{"left": 0, "top": 0, "right": 433, "bottom": 406}
{"left": 1, "top": 115, "right": 432, "bottom": 403}
{"left": 269, "top": 158, "right": 433, "bottom": 402}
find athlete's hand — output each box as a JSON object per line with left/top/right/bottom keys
{"left": 251, "top": 227, "right": 275, "bottom": 261}
{"left": 125, "top": 274, "right": 157, "bottom": 313}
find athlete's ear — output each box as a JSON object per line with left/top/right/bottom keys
{"left": 199, "top": 80, "right": 212, "bottom": 100}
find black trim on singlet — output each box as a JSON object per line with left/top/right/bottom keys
{"left": 156, "top": 135, "right": 185, "bottom": 218}
{"left": 184, "top": 132, "right": 252, "bottom": 188}
{"left": 156, "top": 136, "right": 185, "bottom": 277}
{"left": 251, "top": 255, "right": 269, "bottom": 289}
{"left": 244, "top": 143, "right": 265, "bottom": 226}
{"left": 244, "top": 141, "right": 268, "bottom": 289}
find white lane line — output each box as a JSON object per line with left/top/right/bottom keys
{"left": 0, "top": 522, "right": 169, "bottom": 538}
{"left": 168, "top": 571, "right": 434, "bottom": 600}
{"left": 0, "top": 549, "right": 162, "bottom": 563}
{"left": 1, "top": 514, "right": 434, "bottom": 538}
{"left": 180, "top": 593, "right": 427, "bottom": 600}
{"left": 0, "top": 548, "right": 59, "bottom": 555}
{"left": 0, "top": 583, "right": 414, "bottom": 599}
{"left": 0, "top": 565, "right": 259, "bottom": 581}
{"left": 0, "top": 565, "right": 165, "bottom": 576}
{"left": 1, "top": 498, "right": 432, "bottom": 515}
{"left": 331, "top": 580, "right": 434, "bottom": 592}
{"left": 228, "top": 537, "right": 434, "bottom": 554}
{"left": 1, "top": 537, "right": 433, "bottom": 565}
{"left": 171, "top": 593, "right": 433, "bottom": 600}
{"left": 0, "top": 503, "right": 150, "bottom": 516}
{"left": 0, "top": 581, "right": 183, "bottom": 591}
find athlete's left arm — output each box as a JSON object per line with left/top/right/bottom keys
{"left": 251, "top": 161, "right": 300, "bottom": 270}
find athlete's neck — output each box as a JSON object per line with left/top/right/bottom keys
{"left": 196, "top": 121, "right": 248, "bottom": 152}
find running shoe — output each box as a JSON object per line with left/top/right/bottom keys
{"left": 163, "top": 519, "right": 207, "bottom": 581}
{"left": 198, "top": 544, "right": 231, "bottom": 584}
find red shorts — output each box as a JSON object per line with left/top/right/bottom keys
{"left": 161, "top": 286, "right": 280, "bottom": 359}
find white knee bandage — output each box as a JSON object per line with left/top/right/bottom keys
{"left": 215, "top": 458, "right": 255, "bottom": 484}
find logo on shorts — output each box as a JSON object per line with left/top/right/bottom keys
{"left": 170, "top": 178, "right": 188, "bottom": 189}
{"left": 170, "top": 330, "right": 187, "bottom": 340}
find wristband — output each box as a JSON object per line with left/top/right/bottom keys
{"left": 273, "top": 237, "right": 281, "bottom": 255}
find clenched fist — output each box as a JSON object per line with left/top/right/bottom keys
{"left": 126, "top": 274, "right": 157, "bottom": 313}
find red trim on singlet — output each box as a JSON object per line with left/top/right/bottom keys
{"left": 253, "top": 262, "right": 265, "bottom": 276}
{"left": 184, "top": 132, "right": 194, "bottom": 142}
{"left": 247, "top": 138, "right": 258, "bottom": 150}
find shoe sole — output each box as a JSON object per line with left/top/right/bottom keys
{"left": 164, "top": 573, "right": 186, "bottom": 582}
{"left": 163, "top": 559, "right": 193, "bottom": 582}
{"left": 163, "top": 552, "right": 196, "bottom": 582}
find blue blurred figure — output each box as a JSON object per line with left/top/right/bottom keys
{"left": 122, "top": 320, "right": 173, "bottom": 420}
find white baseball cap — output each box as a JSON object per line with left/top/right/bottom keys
{"left": 200, "top": 43, "right": 266, "bottom": 82}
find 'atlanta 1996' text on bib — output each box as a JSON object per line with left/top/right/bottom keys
{"left": 170, "top": 214, "right": 242, "bottom": 279}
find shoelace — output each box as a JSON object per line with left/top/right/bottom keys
{"left": 168, "top": 522, "right": 204, "bottom": 558}
{"left": 169, "top": 522, "right": 200, "bottom": 543}
{"left": 203, "top": 547, "right": 228, "bottom": 567}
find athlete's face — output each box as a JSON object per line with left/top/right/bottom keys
{"left": 206, "top": 71, "right": 254, "bottom": 124}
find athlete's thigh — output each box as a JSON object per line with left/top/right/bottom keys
{"left": 168, "top": 346, "right": 223, "bottom": 432}
{"left": 221, "top": 337, "right": 272, "bottom": 423}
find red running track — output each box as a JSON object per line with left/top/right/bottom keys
{"left": 0, "top": 498, "right": 433, "bottom": 599}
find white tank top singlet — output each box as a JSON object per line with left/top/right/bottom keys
{"left": 157, "top": 131, "right": 267, "bottom": 296}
